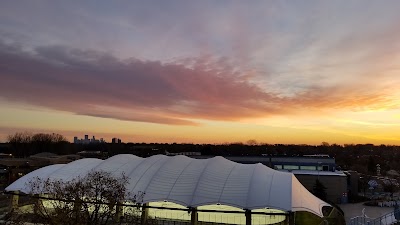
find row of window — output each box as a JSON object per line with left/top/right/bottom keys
{"left": 274, "top": 165, "right": 329, "bottom": 171}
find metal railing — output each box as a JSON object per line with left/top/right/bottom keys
{"left": 349, "top": 208, "right": 400, "bottom": 225}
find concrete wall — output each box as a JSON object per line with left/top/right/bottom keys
{"left": 294, "top": 174, "right": 348, "bottom": 203}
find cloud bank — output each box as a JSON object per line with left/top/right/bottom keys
{"left": 0, "top": 39, "right": 398, "bottom": 126}
{"left": 0, "top": 41, "right": 279, "bottom": 125}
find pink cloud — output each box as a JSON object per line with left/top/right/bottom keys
{"left": 0, "top": 41, "right": 283, "bottom": 125}
{"left": 0, "top": 41, "right": 398, "bottom": 126}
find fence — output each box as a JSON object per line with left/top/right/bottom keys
{"left": 349, "top": 208, "right": 400, "bottom": 225}
{"left": 7, "top": 192, "right": 289, "bottom": 225}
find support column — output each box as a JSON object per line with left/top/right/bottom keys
{"left": 245, "top": 209, "right": 251, "bottom": 225}
{"left": 284, "top": 214, "right": 289, "bottom": 225}
{"left": 73, "top": 198, "right": 82, "bottom": 213}
{"left": 115, "top": 202, "right": 123, "bottom": 222}
{"left": 190, "top": 207, "right": 198, "bottom": 225}
{"left": 11, "top": 191, "right": 19, "bottom": 210}
{"left": 141, "top": 203, "right": 149, "bottom": 225}
{"left": 288, "top": 211, "right": 295, "bottom": 225}
{"left": 34, "top": 194, "right": 43, "bottom": 214}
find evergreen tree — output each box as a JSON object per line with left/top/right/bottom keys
{"left": 313, "top": 179, "right": 328, "bottom": 201}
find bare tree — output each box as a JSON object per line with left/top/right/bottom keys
{"left": 6, "top": 170, "right": 144, "bottom": 225}
{"left": 7, "top": 132, "right": 33, "bottom": 157}
{"left": 31, "top": 133, "right": 67, "bottom": 143}
{"left": 7, "top": 132, "right": 68, "bottom": 157}
{"left": 7, "top": 132, "right": 32, "bottom": 144}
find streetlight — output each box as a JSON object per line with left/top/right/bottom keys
{"left": 317, "top": 162, "right": 322, "bottom": 180}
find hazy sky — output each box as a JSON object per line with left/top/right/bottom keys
{"left": 1, "top": 1, "right": 400, "bottom": 144}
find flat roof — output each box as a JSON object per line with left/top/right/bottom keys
{"left": 281, "top": 170, "right": 347, "bottom": 176}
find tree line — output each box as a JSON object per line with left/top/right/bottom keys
{"left": 3, "top": 132, "right": 400, "bottom": 176}
{"left": 5, "top": 132, "right": 69, "bottom": 158}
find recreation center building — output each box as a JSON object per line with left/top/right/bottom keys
{"left": 6, "top": 154, "right": 341, "bottom": 225}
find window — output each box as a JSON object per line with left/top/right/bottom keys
{"left": 300, "top": 166, "right": 316, "bottom": 171}
{"left": 283, "top": 165, "right": 299, "bottom": 170}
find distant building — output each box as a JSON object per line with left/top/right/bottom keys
{"left": 166, "top": 151, "right": 201, "bottom": 156}
{"left": 77, "top": 151, "right": 107, "bottom": 159}
{"left": 112, "top": 138, "right": 122, "bottom": 144}
{"left": 0, "top": 153, "right": 12, "bottom": 159}
{"left": 74, "top": 135, "right": 106, "bottom": 144}
{"left": 0, "top": 152, "right": 80, "bottom": 187}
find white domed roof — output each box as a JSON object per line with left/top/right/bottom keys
{"left": 6, "top": 154, "right": 329, "bottom": 217}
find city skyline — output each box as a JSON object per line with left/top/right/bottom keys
{"left": 1, "top": 1, "right": 400, "bottom": 145}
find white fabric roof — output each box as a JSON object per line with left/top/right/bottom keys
{"left": 6, "top": 154, "right": 330, "bottom": 217}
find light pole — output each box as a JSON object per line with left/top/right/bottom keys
{"left": 376, "top": 164, "right": 381, "bottom": 176}
{"left": 317, "top": 162, "right": 322, "bottom": 180}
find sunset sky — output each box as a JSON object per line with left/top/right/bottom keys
{"left": 1, "top": 1, "right": 400, "bottom": 144}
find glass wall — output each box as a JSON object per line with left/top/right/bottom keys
{"left": 42, "top": 199, "right": 287, "bottom": 225}
{"left": 148, "top": 201, "right": 191, "bottom": 221}
{"left": 283, "top": 165, "right": 299, "bottom": 170}
{"left": 198, "top": 204, "right": 246, "bottom": 224}
{"left": 146, "top": 202, "right": 286, "bottom": 225}
{"left": 300, "top": 166, "right": 317, "bottom": 170}
{"left": 252, "top": 208, "right": 286, "bottom": 225}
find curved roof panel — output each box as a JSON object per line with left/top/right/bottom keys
{"left": 5, "top": 154, "right": 329, "bottom": 217}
